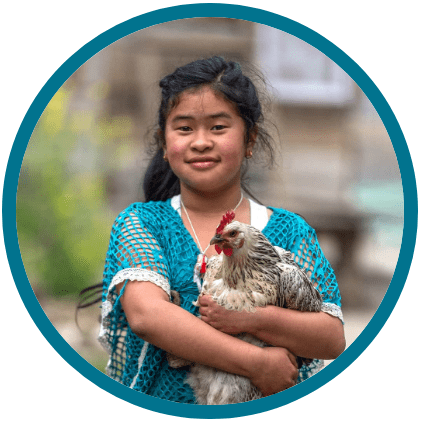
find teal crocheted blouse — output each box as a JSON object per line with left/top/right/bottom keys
{"left": 99, "top": 198, "right": 343, "bottom": 404}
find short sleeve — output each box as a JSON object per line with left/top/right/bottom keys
{"left": 105, "top": 209, "right": 171, "bottom": 298}
{"left": 98, "top": 207, "right": 171, "bottom": 381}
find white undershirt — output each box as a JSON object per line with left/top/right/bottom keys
{"left": 170, "top": 194, "right": 269, "bottom": 231}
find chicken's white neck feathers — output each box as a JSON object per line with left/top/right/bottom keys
{"left": 220, "top": 222, "right": 280, "bottom": 288}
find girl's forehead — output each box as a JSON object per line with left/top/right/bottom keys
{"left": 168, "top": 87, "right": 239, "bottom": 119}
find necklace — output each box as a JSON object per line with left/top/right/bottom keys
{"left": 181, "top": 193, "right": 244, "bottom": 291}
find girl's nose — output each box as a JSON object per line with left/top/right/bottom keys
{"left": 190, "top": 129, "right": 213, "bottom": 151}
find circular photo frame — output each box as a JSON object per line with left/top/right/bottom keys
{"left": 3, "top": 3, "right": 418, "bottom": 419}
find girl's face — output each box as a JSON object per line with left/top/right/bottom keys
{"left": 164, "top": 87, "right": 254, "bottom": 194}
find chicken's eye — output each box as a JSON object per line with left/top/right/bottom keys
{"left": 229, "top": 230, "right": 237, "bottom": 237}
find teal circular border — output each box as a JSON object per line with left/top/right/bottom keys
{"left": 3, "top": 3, "right": 418, "bottom": 419}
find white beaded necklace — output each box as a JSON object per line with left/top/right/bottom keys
{"left": 181, "top": 193, "right": 244, "bottom": 291}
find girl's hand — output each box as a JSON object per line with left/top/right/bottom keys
{"left": 198, "top": 295, "right": 252, "bottom": 335}
{"left": 249, "top": 346, "right": 299, "bottom": 396}
{"left": 199, "top": 295, "right": 298, "bottom": 395}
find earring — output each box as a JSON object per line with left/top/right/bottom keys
{"left": 245, "top": 150, "right": 253, "bottom": 159}
{"left": 163, "top": 153, "right": 168, "bottom": 162}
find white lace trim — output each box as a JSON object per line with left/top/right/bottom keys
{"left": 99, "top": 268, "right": 170, "bottom": 329}
{"left": 130, "top": 341, "right": 150, "bottom": 389}
{"left": 98, "top": 268, "right": 170, "bottom": 374}
{"left": 110, "top": 267, "right": 170, "bottom": 299}
{"left": 321, "top": 302, "right": 344, "bottom": 323}
{"left": 98, "top": 325, "right": 112, "bottom": 353}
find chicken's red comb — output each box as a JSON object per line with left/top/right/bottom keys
{"left": 216, "top": 210, "right": 235, "bottom": 234}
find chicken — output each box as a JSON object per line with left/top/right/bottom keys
{"left": 184, "top": 210, "right": 323, "bottom": 405}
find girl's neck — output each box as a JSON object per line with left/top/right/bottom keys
{"left": 179, "top": 184, "right": 249, "bottom": 259}
{"left": 180, "top": 184, "right": 244, "bottom": 216}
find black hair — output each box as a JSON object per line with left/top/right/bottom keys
{"left": 143, "top": 56, "right": 276, "bottom": 202}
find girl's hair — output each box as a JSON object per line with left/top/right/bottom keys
{"left": 143, "top": 56, "right": 276, "bottom": 202}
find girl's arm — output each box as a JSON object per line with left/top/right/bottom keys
{"left": 118, "top": 280, "right": 299, "bottom": 395}
{"left": 198, "top": 295, "right": 346, "bottom": 360}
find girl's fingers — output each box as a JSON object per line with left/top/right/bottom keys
{"left": 198, "top": 307, "right": 208, "bottom": 316}
{"left": 197, "top": 295, "right": 211, "bottom": 306}
{"left": 284, "top": 349, "right": 298, "bottom": 368}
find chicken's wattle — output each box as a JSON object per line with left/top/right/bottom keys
{"left": 214, "top": 244, "right": 233, "bottom": 256}
{"left": 223, "top": 248, "right": 233, "bottom": 256}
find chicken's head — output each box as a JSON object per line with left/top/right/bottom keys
{"left": 211, "top": 211, "right": 248, "bottom": 257}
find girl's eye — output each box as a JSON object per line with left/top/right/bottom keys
{"left": 212, "top": 125, "right": 225, "bottom": 131}
{"left": 178, "top": 126, "right": 192, "bottom": 132}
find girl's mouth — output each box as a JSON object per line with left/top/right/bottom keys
{"left": 189, "top": 161, "right": 218, "bottom": 169}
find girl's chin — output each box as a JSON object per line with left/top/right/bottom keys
{"left": 176, "top": 167, "right": 242, "bottom": 194}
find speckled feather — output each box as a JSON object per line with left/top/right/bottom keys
{"left": 186, "top": 220, "right": 322, "bottom": 405}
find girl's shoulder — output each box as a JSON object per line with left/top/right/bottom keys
{"left": 117, "top": 199, "right": 173, "bottom": 216}
{"left": 263, "top": 207, "right": 319, "bottom": 254}
{"left": 266, "top": 206, "right": 313, "bottom": 232}
{"left": 112, "top": 199, "right": 176, "bottom": 229}
{"left": 263, "top": 206, "right": 317, "bottom": 249}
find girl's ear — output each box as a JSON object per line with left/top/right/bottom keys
{"left": 162, "top": 139, "right": 168, "bottom": 162}
{"left": 246, "top": 125, "right": 258, "bottom": 150}
{"left": 155, "top": 128, "right": 165, "bottom": 148}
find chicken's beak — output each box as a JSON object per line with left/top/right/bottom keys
{"left": 210, "top": 234, "right": 223, "bottom": 245}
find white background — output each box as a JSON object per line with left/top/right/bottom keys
{"left": 2, "top": 1, "right": 420, "bottom": 420}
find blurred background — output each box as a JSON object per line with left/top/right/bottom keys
{"left": 16, "top": 18, "right": 403, "bottom": 372}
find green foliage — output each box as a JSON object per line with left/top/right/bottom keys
{"left": 16, "top": 87, "right": 112, "bottom": 299}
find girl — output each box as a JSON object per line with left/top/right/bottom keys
{"left": 97, "top": 56, "right": 345, "bottom": 404}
